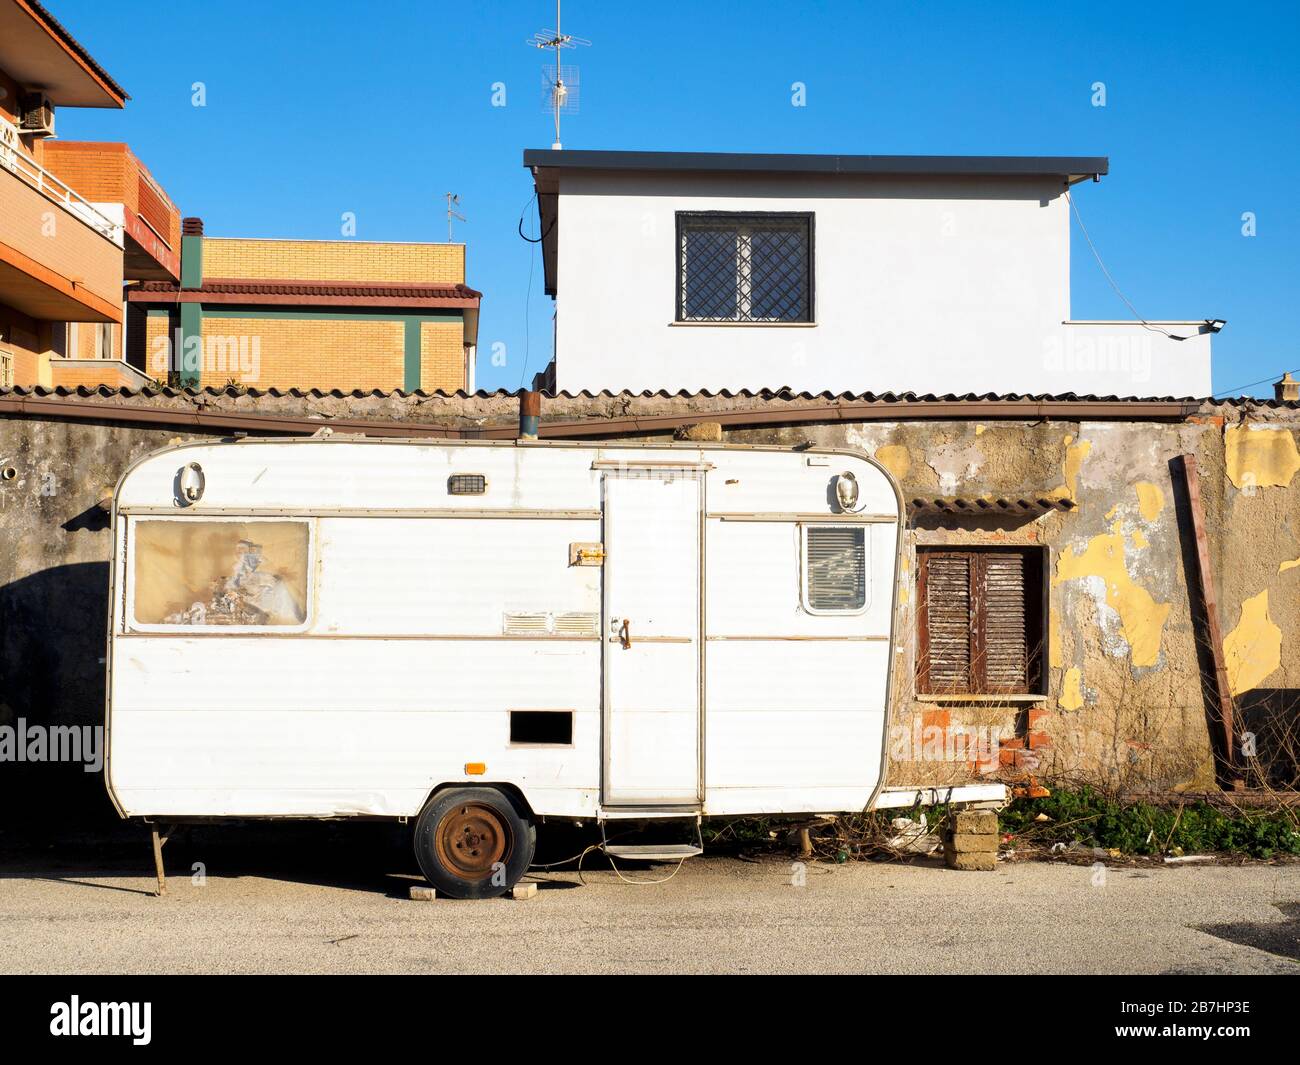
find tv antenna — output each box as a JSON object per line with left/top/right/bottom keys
{"left": 528, "top": 0, "right": 590, "bottom": 149}
{"left": 445, "top": 192, "right": 465, "bottom": 243}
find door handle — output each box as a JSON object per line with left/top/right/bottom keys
{"left": 618, "top": 618, "right": 631, "bottom": 649}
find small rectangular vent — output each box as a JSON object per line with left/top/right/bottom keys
{"left": 510, "top": 710, "right": 574, "bottom": 745}
{"left": 553, "top": 611, "right": 600, "bottom": 636}
{"left": 502, "top": 612, "right": 550, "bottom": 635}
{"left": 448, "top": 473, "right": 487, "bottom": 495}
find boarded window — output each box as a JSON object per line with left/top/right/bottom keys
{"left": 132, "top": 520, "right": 310, "bottom": 628}
{"left": 916, "top": 548, "right": 1044, "bottom": 694}
{"left": 804, "top": 525, "right": 868, "bottom": 612}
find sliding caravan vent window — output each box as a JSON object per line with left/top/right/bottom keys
{"left": 131, "top": 520, "right": 310, "bottom": 629}
{"left": 802, "top": 525, "right": 868, "bottom": 613}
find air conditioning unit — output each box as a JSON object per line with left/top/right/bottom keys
{"left": 19, "top": 92, "right": 55, "bottom": 137}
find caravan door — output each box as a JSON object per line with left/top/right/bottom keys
{"left": 601, "top": 464, "right": 704, "bottom": 807}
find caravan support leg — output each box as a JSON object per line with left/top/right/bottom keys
{"left": 150, "top": 826, "right": 170, "bottom": 897}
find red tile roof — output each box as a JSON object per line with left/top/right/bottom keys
{"left": 131, "top": 278, "right": 481, "bottom": 303}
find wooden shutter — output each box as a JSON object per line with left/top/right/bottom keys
{"left": 918, "top": 552, "right": 972, "bottom": 692}
{"left": 981, "top": 552, "right": 1028, "bottom": 692}
{"left": 919, "top": 549, "right": 1039, "bottom": 695}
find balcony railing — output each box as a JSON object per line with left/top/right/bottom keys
{"left": 1, "top": 139, "right": 124, "bottom": 247}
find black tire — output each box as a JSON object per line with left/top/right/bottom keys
{"left": 413, "top": 787, "right": 536, "bottom": 899}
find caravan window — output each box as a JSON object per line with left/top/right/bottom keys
{"left": 131, "top": 520, "right": 311, "bottom": 629}
{"left": 802, "top": 525, "right": 868, "bottom": 614}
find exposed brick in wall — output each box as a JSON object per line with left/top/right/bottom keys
{"left": 197, "top": 316, "right": 405, "bottom": 390}
{"left": 419, "top": 320, "right": 465, "bottom": 393}
{"left": 38, "top": 142, "right": 128, "bottom": 207}
{"left": 201, "top": 239, "right": 465, "bottom": 285}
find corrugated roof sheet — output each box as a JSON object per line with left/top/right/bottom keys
{"left": 0, "top": 385, "right": 1290, "bottom": 406}
{"left": 132, "top": 279, "right": 482, "bottom": 300}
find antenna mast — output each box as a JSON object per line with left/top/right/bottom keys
{"left": 529, "top": 0, "right": 590, "bottom": 149}
{"left": 445, "top": 192, "right": 465, "bottom": 243}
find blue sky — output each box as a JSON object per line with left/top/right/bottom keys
{"left": 52, "top": 0, "right": 1299, "bottom": 395}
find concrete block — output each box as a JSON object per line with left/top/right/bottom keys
{"left": 948, "top": 832, "right": 999, "bottom": 853}
{"left": 509, "top": 882, "right": 539, "bottom": 900}
{"left": 951, "top": 809, "right": 998, "bottom": 834}
{"left": 409, "top": 885, "right": 438, "bottom": 901}
{"left": 945, "top": 850, "right": 997, "bottom": 871}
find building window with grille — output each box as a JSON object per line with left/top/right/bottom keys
{"left": 676, "top": 212, "right": 813, "bottom": 323}
{"left": 916, "top": 547, "right": 1046, "bottom": 695}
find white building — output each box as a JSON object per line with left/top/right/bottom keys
{"left": 524, "top": 150, "right": 1217, "bottom": 397}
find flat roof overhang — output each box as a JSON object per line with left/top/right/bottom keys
{"left": 0, "top": 0, "right": 127, "bottom": 107}
{"left": 523, "top": 149, "right": 1108, "bottom": 183}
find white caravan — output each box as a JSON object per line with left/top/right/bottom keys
{"left": 108, "top": 436, "right": 909, "bottom": 897}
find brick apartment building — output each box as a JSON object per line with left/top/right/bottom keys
{"left": 126, "top": 222, "right": 483, "bottom": 392}
{"left": 0, "top": 0, "right": 180, "bottom": 390}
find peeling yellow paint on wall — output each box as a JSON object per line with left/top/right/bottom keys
{"left": 1054, "top": 521, "right": 1172, "bottom": 667}
{"left": 874, "top": 444, "right": 911, "bottom": 482}
{"left": 1135, "top": 481, "right": 1164, "bottom": 521}
{"left": 1225, "top": 423, "right": 1300, "bottom": 489}
{"left": 1131, "top": 528, "right": 1150, "bottom": 550}
{"left": 975, "top": 424, "right": 986, "bottom": 435}
{"left": 1060, "top": 667, "right": 1084, "bottom": 711}
{"left": 1280, "top": 557, "right": 1300, "bottom": 574}
{"left": 1223, "top": 589, "right": 1282, "bottom": 695}
{"left": 1050, "top": 439, "right": 1092, "bottom": 502}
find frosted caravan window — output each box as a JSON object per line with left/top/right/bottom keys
{"left": 131, "top": 520, "right": 310, "bottom": 628}
{"left": 802, "top": 525, "right": 868, "bottom": 613}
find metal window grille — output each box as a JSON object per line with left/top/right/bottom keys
{"left": 805, "top": 526, "right": 866, "bottom": 611}
{"left": 677, "top": 212, "right": 812, "bottom": 323}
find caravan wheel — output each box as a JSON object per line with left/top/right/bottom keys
{"left": 413, "top": 787, "right": 536, "bottom": 899}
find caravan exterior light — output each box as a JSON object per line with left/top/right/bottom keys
{"left": 835, "top": 471, "right": 860, "bottom": 512}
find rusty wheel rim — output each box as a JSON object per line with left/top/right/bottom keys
{"left": 434, "top": 803, "right": 510, "bottom": 881}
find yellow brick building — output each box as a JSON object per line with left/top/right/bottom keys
{"left": 126, "top": 222, "right": 481, "bottom": 392}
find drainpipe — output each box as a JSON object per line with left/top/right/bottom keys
{"left": 518, "top": 389, "right": 540, "bottom": 440}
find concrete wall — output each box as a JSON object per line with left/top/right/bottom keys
{"left": 551, "top": 171, "right": 1212, "bottom": 396}
{"left": 1, "top": 388, "right": 1295, "bottom": 830}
